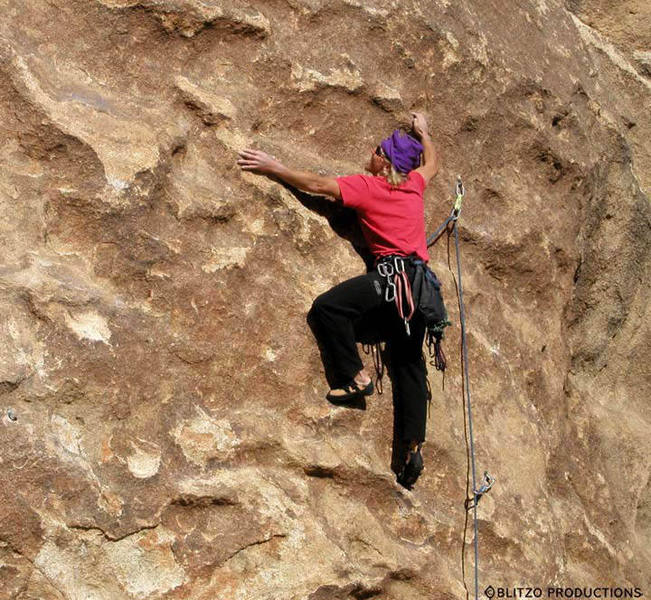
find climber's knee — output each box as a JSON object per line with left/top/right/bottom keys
{"left": 307, "top": 298, "right": 320, "bottom": 321}
{"left": 309, "top": 291, "right": 333, "bottom": 318}
{"left": 307, "top": 295, "right": 327, "bottom": 329}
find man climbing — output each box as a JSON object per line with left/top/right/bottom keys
{"left": 237, "top": 112, "right": 440, "bottom": 489}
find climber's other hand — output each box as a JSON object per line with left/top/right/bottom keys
{"left": 237, "top": 148, "right": 281, "bottom": 175}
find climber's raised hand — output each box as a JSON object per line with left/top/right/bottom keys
{"left": 411, "top": 112, "right": 429, "bottom": 139}
{"left": 237, "top": 148, "right": 282, "bottom": 175}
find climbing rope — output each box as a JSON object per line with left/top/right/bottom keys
{"left": 362, "top": 341, "right": 385, "bottom": 395}
{"left": 426, "top": 176, "right": 494, "bottom": 600}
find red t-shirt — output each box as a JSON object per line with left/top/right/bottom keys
{"left": 336, "top": 170, "right": 429, "bottom": 263}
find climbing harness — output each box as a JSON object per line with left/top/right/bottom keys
{"left": 426, "top": 176, "right": 495, "bottom": 600}
{"left": 364, "top": 244, "right": 451, "bottom": 401}
{"left": 376, "top": 255, "right": 416, "bottom": 335}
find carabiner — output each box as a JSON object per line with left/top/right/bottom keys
{"left": 385, "top": 279, "right": 396, "bottom": 302}
{"left": 394, "top": 256, "right": 405, "bottom": 274}
{"left": 377, "top": 262, "right": 394, "bottom": 278}
{"left": 464, "top": 471, "right": 495, "bottom": 510}
{"left": 455, "top": 175, "right": 465, "bottom": 198}
{"left": 452, "top": 176, "right": 465, "bottom": 219}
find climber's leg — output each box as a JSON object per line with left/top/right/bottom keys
{"left": 385, "top": 309, "right": 428, "bottom": 488}
{"left": 386, "top": 308, "right": 428, "bottom": 448}
{"left": 307, "top": 271, "right": 384, "bottom": 390}
{"left": 386, "top": 292, "right": 428, "bottom": 474}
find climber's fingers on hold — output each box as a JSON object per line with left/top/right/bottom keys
{"left": 237, "top": 159, "right": 260, "bottom": 171}
{"left": 241, "top": 148, "right": 276, "bottom": 160}
{"left": 237, "top": 148, "right": 260, "bottom": 169}
{"left": 238, "top": 148, "right": 259, "bottom": 159}
{"left": 237, "top": 148, "right": 279, "bottom": 174}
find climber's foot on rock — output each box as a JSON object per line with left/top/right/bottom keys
{"left": 326, "top": 371, "right": 373, "bottom": 404}
{"left": 397, "top": 441, "right": 424, "bottom": 490}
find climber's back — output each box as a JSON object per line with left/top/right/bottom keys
{"left": 336, "top": 170, "right": 429, "bottom": 263}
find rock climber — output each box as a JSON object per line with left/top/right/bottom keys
{"left": 237, "top": 112, "right": 440, "bottom": 489}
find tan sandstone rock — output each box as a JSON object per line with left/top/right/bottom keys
{"left": 0, "top": 0, "right": 649, "bottom": 598}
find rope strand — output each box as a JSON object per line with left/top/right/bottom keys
{"left": 426, "top": 177, "right": 493, "bottom": 600}
{"left": 362, "top": 342, "right": 385, "bottom": 395}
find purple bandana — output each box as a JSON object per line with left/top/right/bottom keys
{"left": 380, "top": 129, "right": 424, "bottom": 174}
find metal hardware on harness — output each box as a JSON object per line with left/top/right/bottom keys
{"left": 464, "top": 471, "right": 495, "bottom": 510}
{"left": 376, "top": 256, "right": 415, "bottom": 335}
{"left": 377, "top": 261, "right": 396, "bottom": 302}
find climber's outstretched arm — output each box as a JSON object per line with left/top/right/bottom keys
{"left": 237, "top": 149, "right": 342, "bottom": 201}
{"left": 411, "top": 112, "right": 439, "bottom": 186}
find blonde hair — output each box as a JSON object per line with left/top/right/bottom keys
{"left": 384, "top": 164, "right": 408, "bottom": 188}
{"left": 377, "top": 146, "right": 412, "bottom": 188}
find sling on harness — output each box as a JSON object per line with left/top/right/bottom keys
{"left": 376, "top": 255, "right": 415, "bottom": 334}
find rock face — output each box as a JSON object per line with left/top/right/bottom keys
{"left": 0, "top": 0, "right": 649, "bottom": 598}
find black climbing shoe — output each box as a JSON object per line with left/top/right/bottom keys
{"left": 326, "top": 379, "right": 374, "bottom": 404}
{"left": 397, "top": 443, "right": 424, "bottom": 490}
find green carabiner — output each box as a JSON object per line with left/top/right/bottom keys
{"left": 453, "top": 176, "right": 464, "bottom": 216}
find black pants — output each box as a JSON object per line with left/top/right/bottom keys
{"left": 307, "top": 262, "right": 428, "bottom": 445}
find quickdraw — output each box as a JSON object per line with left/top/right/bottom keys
{"left": 376, "top": 255, "right": 416, "bottom": 335}
{"left": 464, "top": 471, "right": 496, "bottom": 510}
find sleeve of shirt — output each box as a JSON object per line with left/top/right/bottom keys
{"left": 410, "top": 170, "right": 426, "bottom": 194}
{"left": 335, "top": 174, "right": 371, "bottom": 210}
